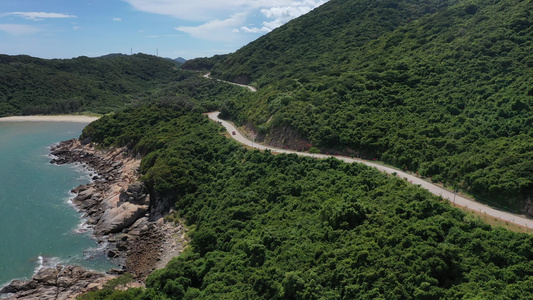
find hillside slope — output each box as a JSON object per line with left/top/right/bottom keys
{"left": 206, "top": 0, "right": 459, "bottom": 87}
{"left": 0, "top": 54, "right": 188, "bottom": 116}
{"left": 79, "top": 105, "right": 533, "bottom": 299}
{"left": 198, "top": 0, "right": 533, "bottom": 213}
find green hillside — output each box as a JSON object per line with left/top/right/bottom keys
{"left": 0, "top": 54, "right": 188, "bottom": 116}
{"left": 4, "top": 0, "right": 533, "bottom": 297}
{"left": 196, "top": 0, "right": 533, "bottom": 213}
{"left": 81, "top": 105, "right": 533, "bottom": 299}
{"left": 205, "top": 0, "right": 459, "bottom": 87}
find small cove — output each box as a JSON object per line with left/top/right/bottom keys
{"left": 0, "top": 121, "right": 114, "bottom": 287}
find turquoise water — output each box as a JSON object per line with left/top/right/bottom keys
{"left": 0, "top": 121, "right": 114, "bottom": 287}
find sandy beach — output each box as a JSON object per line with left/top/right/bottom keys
{"left": 0, "top": 115, "right": 100, "bottom": 123}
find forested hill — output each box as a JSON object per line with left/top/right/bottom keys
{"left": 190, "top": 0, "right": 533, "bottom": 213}
{"left": 188, "top": 0, "right": 460, "bottom": 86}
{"left": 0, "top": 54, "right": 189, "bottom": 117}
{"left": 80, "top": 104, "right": 533, "bottom": 299}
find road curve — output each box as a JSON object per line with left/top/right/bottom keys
{"left": 208, "top": 111, "right": 533, "bottom": 229}
{"left": 203, "top": 73, "right": 257, "bottom": 92}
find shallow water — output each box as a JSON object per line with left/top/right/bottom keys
{"left": 0, "top": 121, "right": 114, "bottom": 287}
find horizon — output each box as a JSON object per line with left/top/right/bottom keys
{"left": 0, "top": 0, "right": 328, "bottom": 60}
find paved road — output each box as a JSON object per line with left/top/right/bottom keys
{"left": 203, "top": 73, "right": 258, "bottom": 92}
{"left": 208, "top": 111, "right": 533, "bottom": 229}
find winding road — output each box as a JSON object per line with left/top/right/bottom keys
{"left": 203, "top": 72, "right": 257, "bottom": 92}
{"left": 208, "top": 111, "right": 533, "bottom": 230}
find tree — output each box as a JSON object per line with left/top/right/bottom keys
{"left": 309, "top": 147, "right": 320, "bottom": 156}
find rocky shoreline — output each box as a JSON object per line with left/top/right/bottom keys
{"left": 1, "top": 139, "right": 187, "bottom": 300}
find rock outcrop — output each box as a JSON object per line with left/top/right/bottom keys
{"left": 50, "top": 139, "right": 188, "bottom": 275}
{"left": 0, "top": 139, "right": 188, "bottom": 300}
{"left": 0, "top": 265, "right": 113, "bottom": 300}
{"left": 95, "top": 201, "right": 149, "bottom": 235}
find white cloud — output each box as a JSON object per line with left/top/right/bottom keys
{"left": 124, "top": 0, "right": 328, "bottom": 41}
{"left": 113, "top": 18, "right": 122, "bottom": 21}
{"left": 240, "top": 26, "right": 271, "bottom": 34}
{"left": 2, "top": 12, "right": 76, "bottom": 21}
{"left": 0, "top": 24, "right": 41, "bottom": 35}
{"left": 260, "top": 1, "right": 327, "bottom": 30}
{"left": 262, "top": 6, "right": 313, "bottom": 20}
{"left": 176, "top": 13, "right": 247, "bottom": 42}
{"left": 122, "top": 0, "right": 327, "bottom": 21}
{"left": 122, "top": 0, "right": 249, "bottom": 21}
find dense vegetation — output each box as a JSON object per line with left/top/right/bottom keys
{"left": 182, "top": 55, "right": 227, "bottom": 73}
{"left": 80, "top": 104, "right": 533, "bottom": 299}
{"left": 193, "top": 0, "right": 533, "bottom": 211}
{"left": 3, "top": 0, "right": 533, "bottom": 297}
{"left": 0, "top": 54, "right": 190, "bottom": 116}
{"left": 0, "top": 53, "right": 248, "bottom": 117}
{"left": 206, "top": 0, "right": 460, "bottom": 87}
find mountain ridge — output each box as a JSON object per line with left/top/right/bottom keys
{"left": 0, "top": 53, "right": 188, "bottom": 117}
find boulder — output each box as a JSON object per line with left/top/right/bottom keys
{"left": 76, "top": 188, "right": 96, "bottom": 202}
{"left": 79, "top": 199, "right": 98, "bottom": 210}
{"left": 107, "top": 249, "right": 119, "bottom": 258}
{"left": 50, "top": 149, "right": 68, "bottom": 156}
{"left": 33, "top": 267, "right": 59, "bottom": 285}
{"left": 80, "top": 136, "right": 92, "bottom": 145}
{"left": 99, "top": 191, "right": 121, "bottom": 212}
{"left": 0, "top": 265, "right": 111, "bottom": 300}
{"left": 138, "top": 194, "right": 150, "bottom": 206}
{"left": 56, "top": 265, "right": 88, "bottom": 288}
{"left": 120, "top": 181, "right": 145, "bottom": 203}
{"left": 0, "top": 280, "right": 38, "bottom": 293}
{"left": 94, "top": 203, "right": 149, "bottom": 235}
{"left": 128, "top": 217, "right": 149, "bottom": 236}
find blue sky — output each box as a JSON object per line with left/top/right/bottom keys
{"left": 0, "top": 0, "right": 328, "bottom": 60}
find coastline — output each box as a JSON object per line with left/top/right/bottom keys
{"left": 49, "top": 139, "right": 187, "bottom": 277}
{"left": 0, "top": 115, "right": 100, "bottom": 123}
{"left": 1, "top": 138, "right": 186, "bottom": 299}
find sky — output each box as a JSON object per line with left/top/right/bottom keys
{"left": 0, "top": 0, "right": 328, "bottom": 60}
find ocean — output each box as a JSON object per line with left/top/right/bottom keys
{"left": 0, "top": 121, "right": 114, "bottom": 287}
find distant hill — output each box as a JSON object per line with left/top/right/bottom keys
{"left": 182, "top": 54, "right": 227, "bottom": 72}
{"left": 0, "top": 54, "right": 189, "bottom": 116}
{"left": 195, "top": 0, "right": 533, "bottom": 212}
{"left": 165, "top": 57, "right": 187, "bottom": 65}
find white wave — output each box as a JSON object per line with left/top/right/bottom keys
{"left": 33, "top": 255, "right": 44, "bottom": 274}
{"left": 33, "top": 255, "right": 64, "bottom": 274}
{"left": 66, "top": 190, "right": 77, "bottom": 206}
{"left": 69, "top": 163, "right": 93, "bottom": 182}
{"left": 83, "top": 241, "right": 109, "bottom": 261}
{"left": 72, "top": 219, "right": 93, "bottom": 235}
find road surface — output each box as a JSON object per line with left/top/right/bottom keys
{"left": 208, "top": 111, "right": 533, "bottom": 229}
{"left": 203, "top": 73, "right": 257, "bottom": 92}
